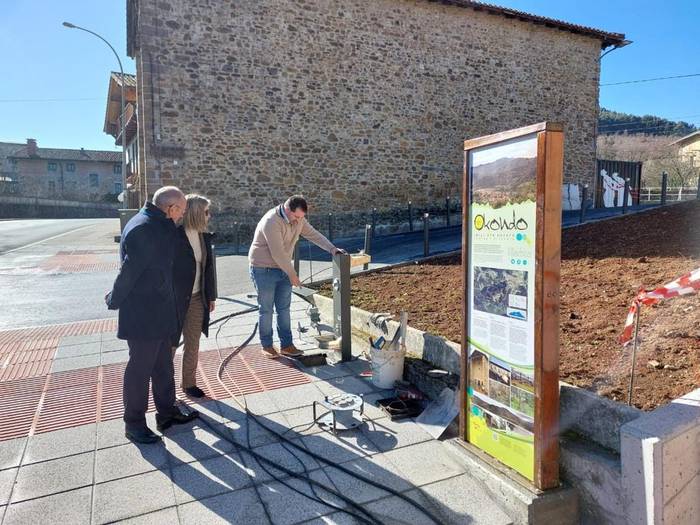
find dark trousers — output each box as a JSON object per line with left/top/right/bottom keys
{"left": 123, "top": 338, "right": 177, "bottom": 429}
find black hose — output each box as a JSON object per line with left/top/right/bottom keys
{"left": 210, "top": 313, "right": 382, "bottom": 524}
{"left": 208, "top": 303, "right": 444, "bottom": 524}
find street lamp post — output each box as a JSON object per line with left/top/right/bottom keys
{"left": 62, "top": 21, "right": 128, "bottom": 209}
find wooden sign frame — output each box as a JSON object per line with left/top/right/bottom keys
{"left": 459, "top": 122, "right": 563, "bottom": 490}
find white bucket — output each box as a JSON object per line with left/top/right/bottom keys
{"left": 370, "top": 347, "right": 405, "bottom": 389}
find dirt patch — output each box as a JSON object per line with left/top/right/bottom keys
{"left": 320, "top": 201, "right": 700, "bottom": 410}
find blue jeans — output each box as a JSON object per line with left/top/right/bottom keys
{"left": 249, "top": 266, "right": 293, "bottom": 348}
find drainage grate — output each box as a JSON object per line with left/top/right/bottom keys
{"left": 0, "top": 345, "right": 311, "bottom": 441}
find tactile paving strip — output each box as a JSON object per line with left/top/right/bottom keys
{"left": 0, "top": 344, "right": 311, "bottom": 441}
{"left": 39, "top": 252, "right": 119, "bottom": 273}
{"left": 0, "top": 318, "right": 118, "bottom": 345}
{"left": 0, "top": 318, "right": 118, "bottom": 382}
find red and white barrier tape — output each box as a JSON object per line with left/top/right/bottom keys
{"left": 620, "top": 267, "right": 700, "bottom": 346}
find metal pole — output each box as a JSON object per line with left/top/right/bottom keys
{"left": 579, "top": 184, "right": 588, "bottom": 224}
{"left": 408, "top": 201, "right": 413, "bottom": 232}
{"left": 63, "top": 22, "right": 127, "bottom": 209}
{"left": 332, "top": 252, "right": 352, "bottom": 362}
{"left": 371, "top": 208, "right": 377, "bottom": 238}
{"left": 363, "top": 224, "right": 372, "bottom": 271}
{"left": 660, "top": 172, "right": 668, "bottom": 205}
{"left": 293, "top": 241, "right": 300, "bottom": 276}
{"left": 234, "top": 222, "right": 240, "bottom": 255}
{"left": 445, "top": 197, "right": 451, "bottom": 226}
{"left": 627, "top": 301, "right": 642, "bottom": 406}
{"left": 327, "top": 213, "right": 333, "bottom": 242}
{"left": 423, "top": 213, "right": 430, "bottom": 257}
{"left": 622, "top": 177, "right": 630, "bottom": 214}
{"left": 697, "top": 174, "right": 700, "bottom": 200}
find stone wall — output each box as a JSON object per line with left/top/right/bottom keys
{"left": 131, "top": 0, "right": 603, "bottom": 236}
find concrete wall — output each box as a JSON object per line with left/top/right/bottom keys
{"left": 621, "top": 388, "right": 700, "bottom": 525}
{"left": 0, "top": 195, "right": 119, "bottom": 219}
{"left": 130, "top": 0, "right": 603, "bottom": 236}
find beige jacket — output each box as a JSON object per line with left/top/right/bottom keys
{"left": 248, "top": 205, "right": 335, "bottom": 277}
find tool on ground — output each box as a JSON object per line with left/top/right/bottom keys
{"left": 313, "top": 393, "right": 365, "bottom": 435}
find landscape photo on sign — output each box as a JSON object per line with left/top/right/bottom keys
{"left": 467, "top": 133, "right": 538, "bottom": 480}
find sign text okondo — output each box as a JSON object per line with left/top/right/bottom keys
{"left": 474, "top": 209, "right": 529, "bottom": 232}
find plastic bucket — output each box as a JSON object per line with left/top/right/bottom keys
{"left": 370, "top": 347, "right": 405, "bottom": 389}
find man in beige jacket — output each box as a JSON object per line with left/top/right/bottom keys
{"left": 249, "top": 195, "right": 345, "bottom": 358}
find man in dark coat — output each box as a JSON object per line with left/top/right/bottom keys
{"left": 106, "top": 186, "right": 198, "bottom": 443}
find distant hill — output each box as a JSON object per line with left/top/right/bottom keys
{"left": 598, "top": 108, "right": 697, "bottom": 136}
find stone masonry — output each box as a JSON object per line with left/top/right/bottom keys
{"left": 127, "top": 0, "right": 624, "bottom": 237}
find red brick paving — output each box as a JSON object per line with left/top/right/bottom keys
{"left": 39, "top": 251, "right": 120, "bottom": 273}
{"left": 0, "top": 319, "right": 118, "bottom": 382}
{"left": 0, "top": 343, "right": 311, "bottom": 441}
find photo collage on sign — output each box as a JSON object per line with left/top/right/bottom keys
{"left": 469, "top": 350, "right": 535, "bottom": 432}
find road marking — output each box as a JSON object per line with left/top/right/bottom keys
{"left": 0, "top": 224, "right": 97, "bottom": 256}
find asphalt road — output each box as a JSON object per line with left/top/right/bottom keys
{"left": 0, "top": 219, "right": 102, "bottom": 254}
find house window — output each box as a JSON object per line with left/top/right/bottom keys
{"left": 89, "top": 173, "right": 99, "bottom": 187}
{"left": 48, "top": 181, "right": 56, "bottom": 193}
{"left": 113, "top": 163, "right": 122, "bottom": 174}
{"left": 114, "top": 182, "right": 123, "bottom": 194}
{"left": 66, "top": 163, "right": 75, "bottom": 172}
{"left": 47, "top": 162, "right": 57, "bottom": 172}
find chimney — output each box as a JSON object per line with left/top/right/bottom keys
{"left": 26, "top": 138, "right": 38, "bottom": 157}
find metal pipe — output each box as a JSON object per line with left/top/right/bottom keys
{"left": 371, "top": 208, "right": 377, "bottom": 238}
{"left": 293, "top": 241, "right": 300, "bottom": 276}
{"left": 445, "top": 196, "right": 451, "bottom": 226}
{"left": 627, "top": 301, "right": 641, "bottom": 406}
{"left": 622, "top": 177, "right": 630, "bottom": 214}
{"left": 234, "top": 222, "right": 240, "bottom": 255}
{"left": 661, "top": 171, "right": 668, "bottom": 205}
{"left": 363, "top": 224, "right": 372, "bottom": 271}
{"left": 327, "top": 213, "right": 333, "bottom": 242}
{"left": 579, "top": 184, "right": 588, "bottom": 224}
{"left": 408, "top": 201, "right": 413, "bottom": 232}
{"left": 423, "top": 213, "right": 430, "bottom": 257}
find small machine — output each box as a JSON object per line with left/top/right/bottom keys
{"left": 312, "top": 393, "right": 365, "bottom": 435}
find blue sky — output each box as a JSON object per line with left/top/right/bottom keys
{"left": 1, "top": 0, "right": 698, "bottom": 151}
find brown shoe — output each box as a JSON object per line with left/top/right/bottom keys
{"left": 261, "top": 346, "right": 279, "bottom": 359}
{"left": 280, "top": 344, "right": 303, "bottom": 357}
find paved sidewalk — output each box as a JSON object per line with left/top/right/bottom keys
{"left": 0, "top": 295, "right": 512, "bottom": 525}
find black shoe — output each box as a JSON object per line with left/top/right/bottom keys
{"left": 156, "top": 409, "right": 199, "bottom": 432}
{"left": 125, "top": 426, "right": 162, "bottom": 444}
{"left": 184, "top": 386, "right": 206, "bottom": 398}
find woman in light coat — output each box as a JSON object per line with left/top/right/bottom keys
{"left": 172, "top": 194, "right": 217, "bottom": 398}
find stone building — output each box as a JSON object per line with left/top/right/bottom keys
{"left": 126, "top": 0, "right": 625, "bottom": 235}
{"left": 1, "top": 139, "right": 123, "bottom": 202}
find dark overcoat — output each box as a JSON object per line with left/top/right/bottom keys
{"left": 106, "top": 202, "right": 179, "bottom": 341}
